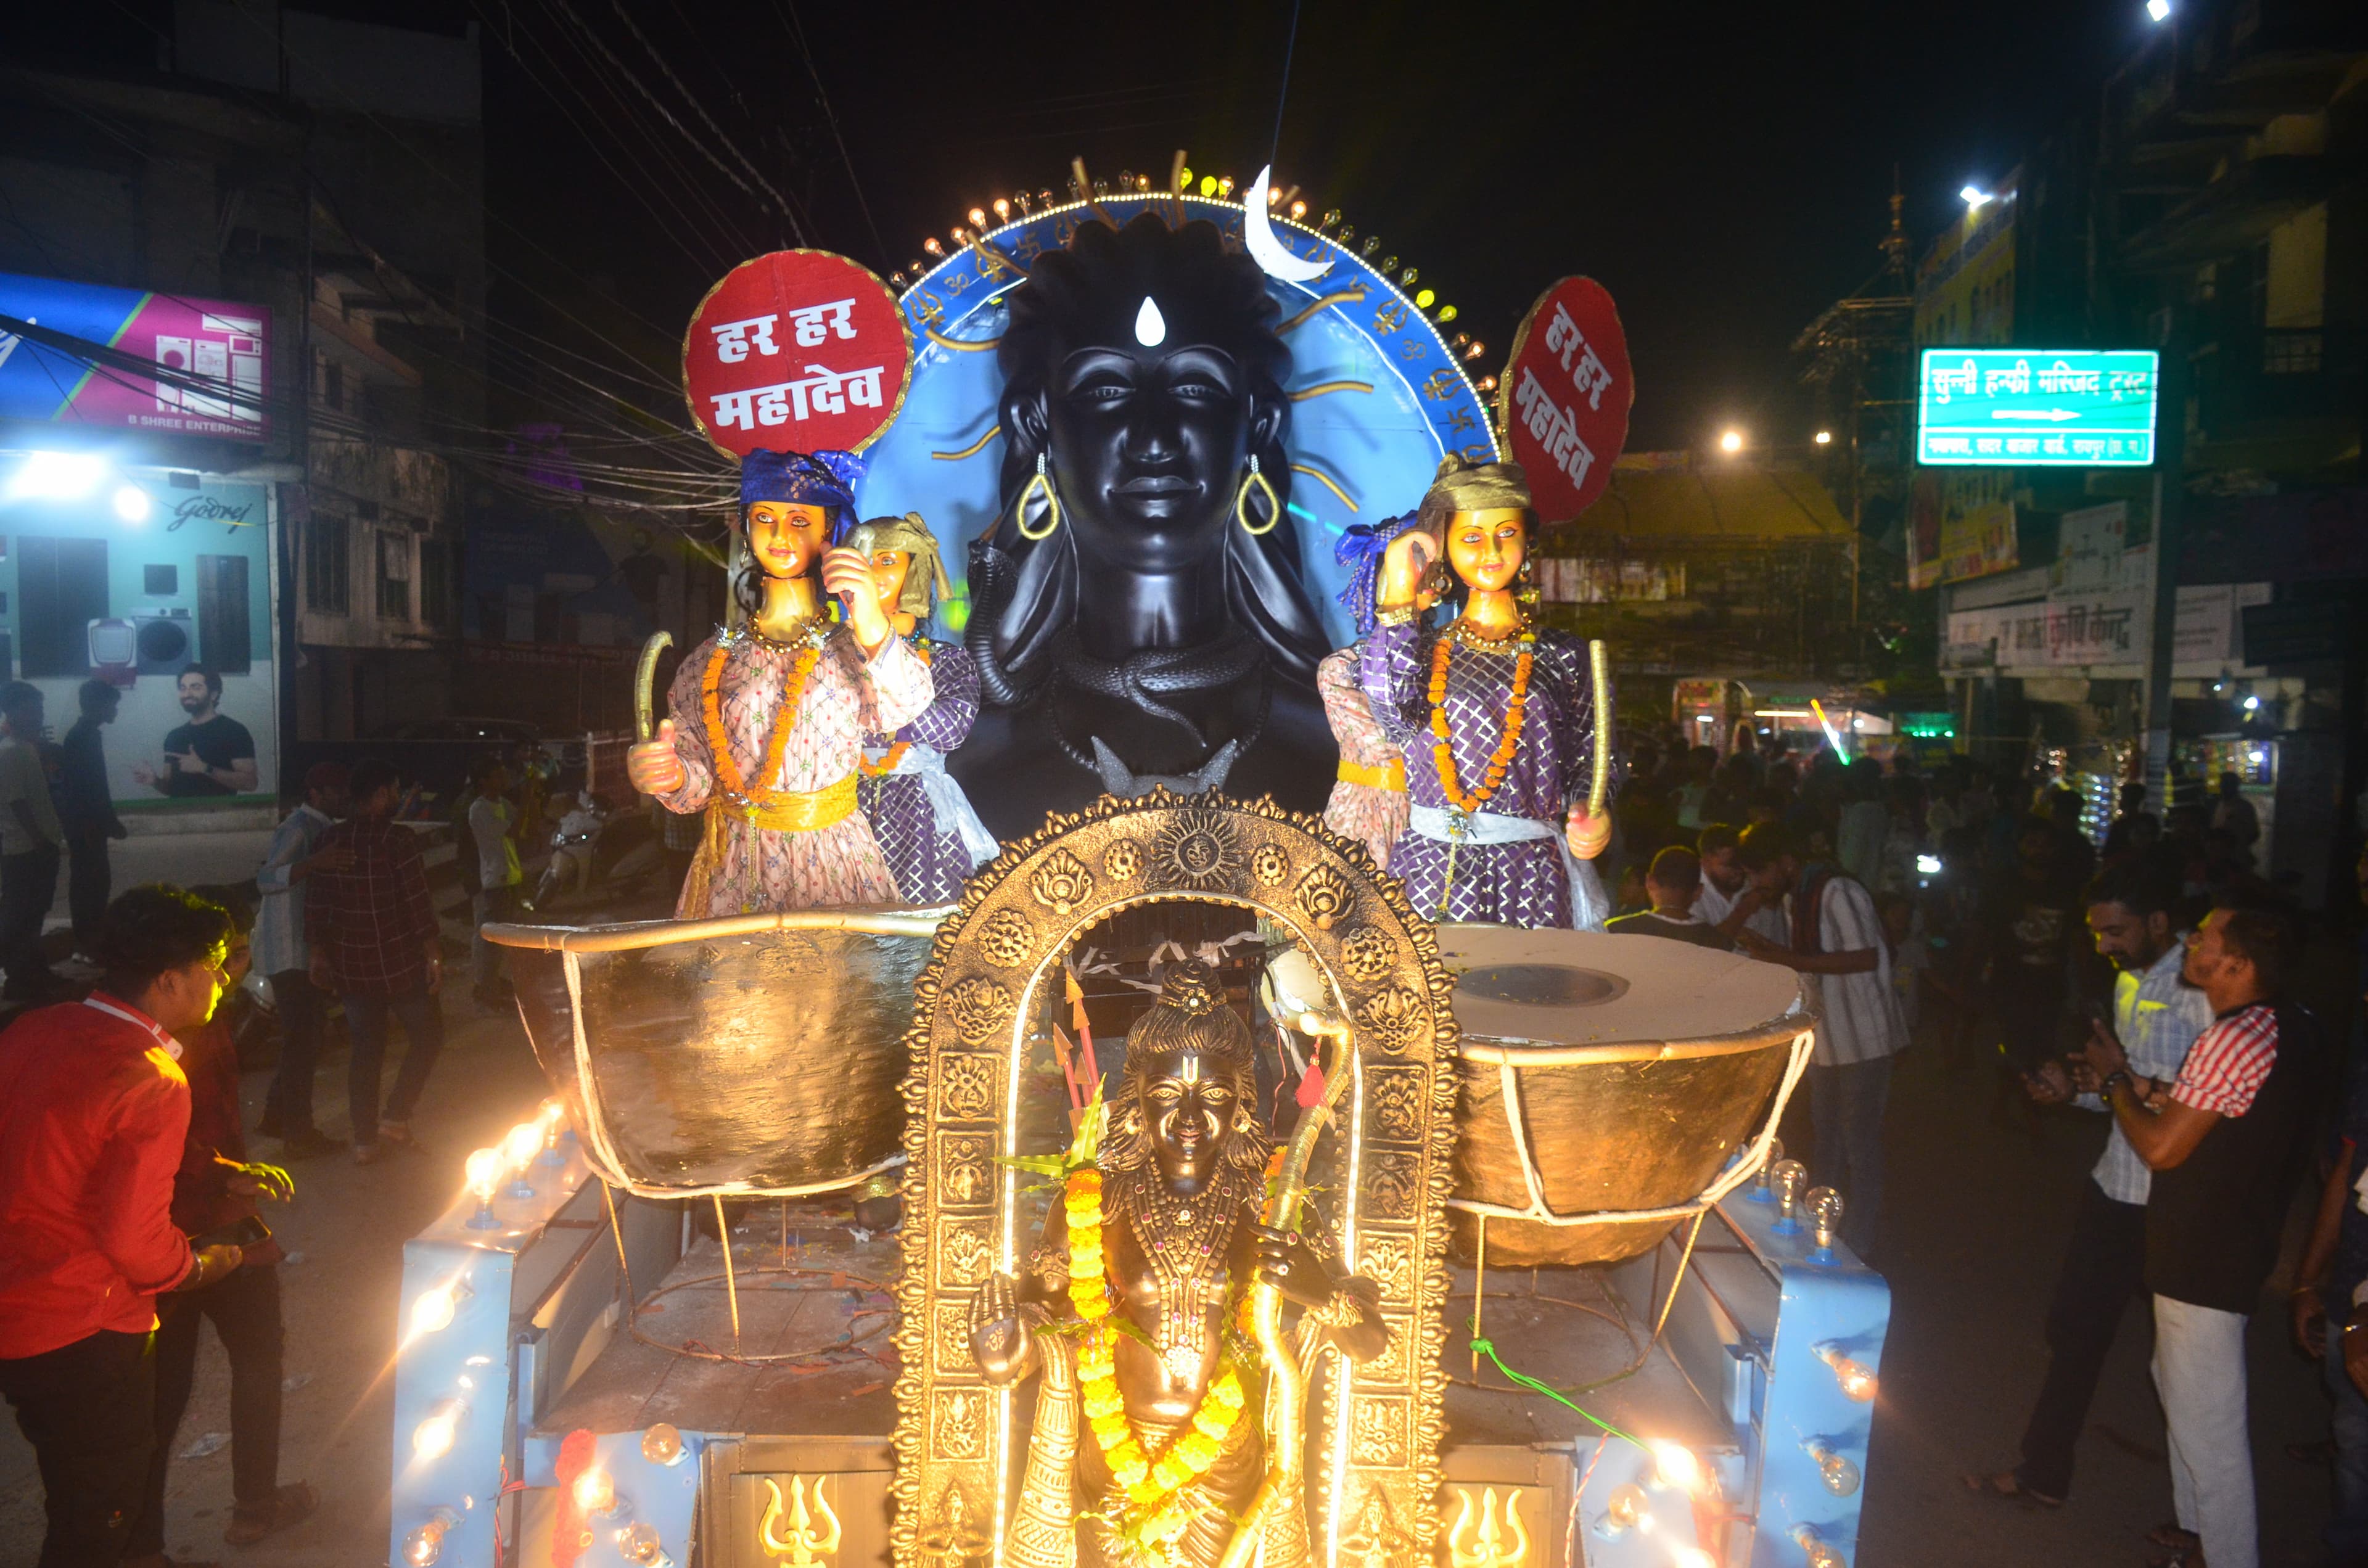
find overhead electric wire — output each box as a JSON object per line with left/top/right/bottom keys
{"left": 540, "top": 0, "right": 787, "bottom": 240}
{"left": 604, "top": 0, "right": 808, "bottom": 241}
{"left": 772, "top": 0, "right": 886, "bottom": 268}
{"left": 487, "top": 0, "right": 757, "bottom": 276}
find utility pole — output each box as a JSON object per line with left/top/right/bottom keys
{"left": 2139, "top": 339, "right": 2185, "bottom": 809}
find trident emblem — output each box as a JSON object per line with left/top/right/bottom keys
{"left": 1446, "top": 1485, "right": 1531, "bottom": 1568}
{"left": 757, "top": 1476, "right": 842, "bottom": 1566}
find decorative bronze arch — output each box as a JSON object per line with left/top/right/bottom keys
{"left": 889, "top": 790, "right": 1458, "bottom": 1566}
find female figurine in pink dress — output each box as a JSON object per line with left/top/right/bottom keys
{"left": 625, "top": 449, "right": 933, "bottom": 917}
{"left": 1319, "top": 515, "right": 1431, "bottom": 868}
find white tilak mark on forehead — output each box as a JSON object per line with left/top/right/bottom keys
{"left": 1135, "top": 296, "right": 1166, "bottom": 348}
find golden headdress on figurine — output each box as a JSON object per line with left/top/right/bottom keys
{"left": 845, "top": 511, "right": 953, "bottom": 618}
{"left": 1417, "top": 453, "right": 1533, "bottom": 531}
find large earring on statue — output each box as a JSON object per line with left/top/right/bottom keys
{"left": 1516, "top": 555, "right": 1542, "bottom": 615}
{"left": 1016, "top": 450, "right": 1062, "bottom": 541}
{"left": 1235, "top": 453, "right": 1280, "bottom": 536}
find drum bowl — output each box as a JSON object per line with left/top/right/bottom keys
{"left": 1441, "top": 926, "right": 1811, "bottom": 1268}
{"left": 487, "top": 910, "right": 946, "bottom": 1197}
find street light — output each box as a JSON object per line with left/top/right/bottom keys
{"left": 1813, "top": 430, "right": 1833, "bottom": 446}
{"left": 2147, "top": 0, "right": 2171, "bottom": 20}
{"left": 1718, "top": 429, "right": 1745, "bottom": 455}
{"left": 1960, "top": 186, "right": 1992, "bottom": 211}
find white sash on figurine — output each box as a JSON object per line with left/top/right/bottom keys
{"left": 1405, "top": 803, "right": 1608, "bottom": 932}
{"left": 866, "top": 744, "right": 999, "bottom": 869}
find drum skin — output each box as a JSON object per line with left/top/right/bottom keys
{"left": 498, "top": 913, "right": 941, "bottom": 1197}
{"left": 1440, "top": 925, "right": 1810, "bottom": 1267}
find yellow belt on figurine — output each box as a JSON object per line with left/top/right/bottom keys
{"left": 717, "top": 773, "right": 859, "bottom": 832}
{"left": 1336, "top": 757, "right": 1406, "bottom": 792}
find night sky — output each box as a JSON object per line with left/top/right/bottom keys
{"left": 36, "top": 1, "right": 2153, "bottom": 454}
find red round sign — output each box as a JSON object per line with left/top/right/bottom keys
{"left": 1494, "top": 277, "right": 1634, "bottom": 524}
{"left": 682, "top": 249, "right": 913, "bottom": 459}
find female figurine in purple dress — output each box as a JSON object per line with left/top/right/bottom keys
{"left": 1320, "top": 514, "right": 1433, "bottom": 869}
{"left": 1359, "top": 457, "right": 1616, "bottom": 929}
{"left": 850, "top": 512, "right": 998, "bottom": 904}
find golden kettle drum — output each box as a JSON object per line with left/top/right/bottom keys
{"left": 485, "top": 909, "right": 949, "bottom": 1199}
{"left": 1439, "top": 924, "right": 1815, "bottom": 1267}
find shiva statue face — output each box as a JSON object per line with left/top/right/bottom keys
{"left": 1047, "top": 336, "right": 1268, "bottom": 576}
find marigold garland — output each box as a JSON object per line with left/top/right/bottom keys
{"left": 702, "top": 625, "right": 824, "bottom": 806}
{"left": 1062, "top": 1167, "right": 1246, "bottom": 1549}
{"left": 1428, "top": 626, "right": 1536, "bottom": 813}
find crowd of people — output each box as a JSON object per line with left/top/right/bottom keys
{"left": 1600, "top": 726, "right": 2342, "bottom": 1568}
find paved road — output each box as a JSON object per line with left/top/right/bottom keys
{"left": 1860, "top": 1040, "right": 2334, "bottom": 1568}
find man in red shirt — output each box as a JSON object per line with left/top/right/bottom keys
{"left": 305, "top": 759, "right": 446, "bottom": 1163}
{"left": 0, "top": 885, "right": 246, "bottom": 1567}
{"left": 127, "top": 913, "right": 314, "bottom": 1561}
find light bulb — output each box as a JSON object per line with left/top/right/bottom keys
{"left": 617, "top": 1521, "right": 670, "bottom": 1567}
{"left": 1649, "top": 1439, "right": 1710, "bottom": 1496}
{"left": 1807, "top": 1186, "right": 1845, "bottom": 1254}
{"left": 992, "top": 198, "right": 1009, "bottom": 220}
{"left": 407, "top": 1276, "right": 470, "bottom": 1339}
{"left": 1289, "top": 200, "right": 1306, "bottom": 219}
{"left": 1674, "top": 1551, "right": 1716, "bottom": 1568}
{"left": 921, "top": 237, "right": 943, "bottom": 257}
{"left": 413, "top": 1398, "right": 464, "bottom": 1461}
{"left": 572, "top": 1464, "right": 615, "bottom": 1516}
{"left": 463, "top": 1148, "right": 503, "bottom": 1228}
{"left": 1415, "top": 288, "right": 1436, "bottom": 308}
{"left": 1806, "top": 1439, "right": 1864, "bottom": 1495}
{"left": 1601, "top": 1482, "right": 1650, "bottom": 1536}
{"left": 501, "top": 1123, "right": 540, "bottom": 1199}
{"left": 9, "top": 451, "right": 105, "bottom": 499}
{"left": 641, "top": 1422, "right": 686, "bottom": 1466}
{"left": 1770, "top": 1159, "right": 1809, "bottom": 1233}
{"left": 1437, "top": 304, "right": 1458, "bottom": 323}
{"left": 403, "top": 1508, "right": 461, "bottom": 1566}
{"left": 1814, "top": 429, "right": 1833, "bottom": 445}
{"left": 1793, "top": 1523, "right": 1846, "bottom": 1568}
{"left": 1217, "top": 176, "right": 1234, "bottom": 197}
{"left": 1720, "top": 429, "right": 1746, "bottom": 455}
{"left": 967, "top": 207, "right": 986, "bottom": 228}
{"left": 1815, "top": 1342, "right": 1880, "bottom": 1402}
{"left": 113, "top": 484, "right": 152, "bottom": 523}
{"left": 1751, "top": 1137, "right": 1786, "bottom": 1200}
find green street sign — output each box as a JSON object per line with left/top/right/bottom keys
{"left": 1916, "top": 348, "right": 2158, "bottom": 467}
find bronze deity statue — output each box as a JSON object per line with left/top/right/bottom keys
{"left": 966, "top": 964, "right": 1386, "bottom": 1567}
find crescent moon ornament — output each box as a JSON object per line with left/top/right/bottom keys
{"left": 1242, "top": 163, "right": 1330, "bottom": 285}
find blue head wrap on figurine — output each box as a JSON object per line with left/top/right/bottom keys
{"left": 741, "top": 448, "right": 865, "bottom": 515}
{"left": 1333, "top": 512, "right": 1421, "bottom": 636}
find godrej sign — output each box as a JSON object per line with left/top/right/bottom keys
{"left": 0, "top": 270, "right": 270, "bottom": 440}
{"left": 1916, "top": 348, "right": 2157, "bottom": 467}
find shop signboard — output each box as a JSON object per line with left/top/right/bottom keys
{"left": 0, "top": 270, "right": 270, "bottom": 439}
{"left": 1916, "top": 348, "right": 2158, "bottom": 467}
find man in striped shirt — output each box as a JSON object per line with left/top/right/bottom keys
{"left": 2082, "top": 902, "right": 2311, "bottom": 1568}
{"left": 1966, "top": 863, "right": 2210, "bottom": 1508}
{"left": 1735, "top": 823, "right": 1906, "bottom": 1256}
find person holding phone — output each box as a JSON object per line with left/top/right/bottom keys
{"left": 0, "top": 886, "right": 246, "bottom": 1567}
{"left": 126, "top": 907, "right": 314, "bottom": 1560}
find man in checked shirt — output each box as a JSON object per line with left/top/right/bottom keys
{"left": 304, "top": 760, "right": 446, "bottom": 1165}
{"left": 1965, "top": 861, "right": 2211, "bottom": 1512}
{"left": 2082, "top": 900, "right": 2313, "bottom": 1568}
